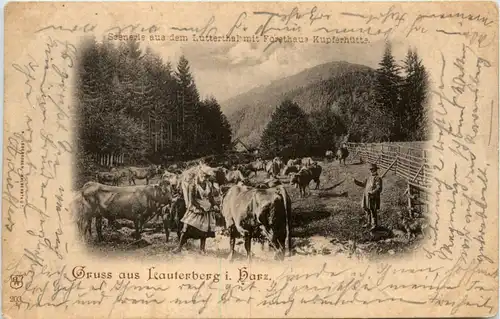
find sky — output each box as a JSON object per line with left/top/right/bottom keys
{"left": 143, "top": 38, "right": 411, "bottom": 102}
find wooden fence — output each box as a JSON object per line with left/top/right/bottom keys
{"left": 346, "top": 142, "right": 432, "bottom": 216}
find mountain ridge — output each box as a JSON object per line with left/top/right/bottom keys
{"left": 221, "top": 61, "right": 377, "bottom": 147}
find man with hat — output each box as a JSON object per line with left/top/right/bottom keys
{"left": 353, "top": 163, "right": 383, "bottom": 230}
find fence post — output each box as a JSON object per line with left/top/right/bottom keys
{"left": 423, "top": 150, "right": 427, "bottom": 188}
{"left": 407, "top": 183, "right": 413, "bottom": 218}
{"left": 396, "top": 146, "right": 400, "bottom": 176}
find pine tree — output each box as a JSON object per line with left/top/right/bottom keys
{"left": 261, "top": 99, "right": 312, "bottom": 158}
{"left": 175, "top": 56, "right": 200, "bottom": 155}
{"left": 401, "top": 48, "right": 430, "bottom": 141}
{"left": 309, "top": 108, "right": 346, "bottom": 154}
{"left": 374, "top": 41, "right": 403, "bottom": 141}
{"left": 75, "top": 37, "right": 232, "bottom": 182}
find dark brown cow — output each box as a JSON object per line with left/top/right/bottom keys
{"left": 221, "top": 185, "right": 292, "bottom": 261}
{"left": 128, "top": 165, "right": 161, "bottom": 185}
{"left": 282, "top": 164, "right": 300, "bottom": 176}
{"left": 244, "top": 159, "right": 265, "bottom": 177}
{"left": 289, "top": 164, "right": 322, "bottom": 197}
{"left": 79, "top": 181, "right": 172, "bottom": 241}
{"left": 162, "top": 196, "right": 186, "bottom": 243}
{"left": 337, "top": 146, "right": 349, "bottom": 165}
{"left": 162, "top": 171, "right": 180, "bottom": 190}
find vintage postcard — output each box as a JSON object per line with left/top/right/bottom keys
{"left": 2, "top": 1, "right": 499, "bottom": 318}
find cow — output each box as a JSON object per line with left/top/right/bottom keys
{"left": 128, "top": 165, "right": 162, "bottom": 185}
{"left": 244, "top": 159, "right": 265, "bottom": 177}
{"left": 221, "top": 184, "right": 292, "bottom": 261}
{"left": 273, "top": 157, "right": 284, "bottom": 168}
{"left": 301, "top": 157, "right": 314, "bottom": 167}
{"left": 223, "top": 168, "right": 249, "bottom": 185}
{"left": 289, "top": 164, "right": 322, "bottom": 197}
{"left": 337, "top": 146, "right": 349, "bottom": 165}
{"left": 166, "top": 165, "right": 183, "bottom": 175}
{"left": 79, "top": 181, "right": 172, "bottom": 241}
{"left": 282, "top": 164, "right": 300, "bottom": 176}
{"left": 96, "top": 170, "right": 127, "bottom": 186}
{"left": 71, "top": 191, "right": 94, "bottom": 240}
{"left": 168, "top": 164, "right": 183, "bottom": 172}
{"left": 325, "top": 150, "right": 334, "bottom": 161}
{"left": 161, "top": 171, "right": 182, "bottom": 197}
{"left": 71, "top": 189, "right": 120, "bottom": 240}
{"left": 287, "top": 159, "right": 301, "bottom": 166}
{"left": 221, "top": 161, "right": 232, "bottom": 169}
{"left": 162, "top": 170, "right": 178, "bottom": 182}
{"left": 254, "top": 178, "right": 282, "bottom": 189}
{"left": 162, "top": 196, "right": 186, "bottom": 243}
{"left": 235, "top": 164, "right": 252, "bottom": 178}
{"left": 266, "top": 160, "right": 282, "bottom": 178}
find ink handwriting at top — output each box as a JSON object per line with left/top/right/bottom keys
{"left": 35, "top": 23, "right": 97, "bottom": 34}
{"left": 227, "top": 12, "right": 248, "bottom": 37}
{"left": 407, "top": 11, "right": 495, "bottom": 43}
{"left": 341, "top": 5, "right": 407, "bottom": 27}
{"left": 435, "top": 29, "right": 493, "bottom": 49}
{"left": 171, "top": 16, "right": 217, "bottom": 37}
{"left": 253, "top": 6, "right": 331, "bottom": 36}
{"left": 105, "top": 24, "right": 160, "bottom": 34}
{"left": 313, "top": 26, "right": 393, "bottom": 39}
{"left": 417, "top": 12, "right": 494, "bottom": 27}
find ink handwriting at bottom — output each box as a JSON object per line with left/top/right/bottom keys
{"left": 219, "top": 282, "right": 256, "bottom": 304}
{"left": 4, "top": 261, "right": 498, "bottom": 315}
{"left": 106, "top": 280, "right": 167, "bottom": 317}
{"left": 256, "top": 262, "right": 497, "bottom": 315}
{"left": 171, "top": 281, "right": 213, "bottom": 314}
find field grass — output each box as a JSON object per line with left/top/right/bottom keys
{"left": 85, "top": 159, "right": 425, "bottom": 261}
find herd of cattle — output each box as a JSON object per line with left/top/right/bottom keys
{"left": 72, "top": 148, "right": 349, "bottom": 261}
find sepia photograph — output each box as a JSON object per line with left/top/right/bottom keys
{"left": 3, "top": 2, "right": 497, "bottom": 318}
{"left": 73, "top": 36, "right": 432, "bottom": 262}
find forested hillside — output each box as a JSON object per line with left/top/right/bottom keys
{"left": 224, "top": 44, "right": 430, "bottom": 150}
{"left": 74, "top": 38, "right": 231, "bottom": 186}
{"left": 223, "top": 62, "right": 377, "bottom": 147}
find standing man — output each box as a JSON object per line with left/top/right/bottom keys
{"left": 353, "top": 163, "right": 383, "bottom": 230}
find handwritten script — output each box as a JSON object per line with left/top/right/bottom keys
{"left": 3, "top": 2, "right": 498, "bottom": 318}
{"left": 4, "top": 260, "right": 498, "bottom": 317}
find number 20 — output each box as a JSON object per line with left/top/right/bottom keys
{"left": 9, "top": 296, "right": 22, "bottom": 303}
